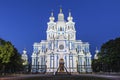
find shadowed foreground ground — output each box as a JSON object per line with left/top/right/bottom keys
{"left": 0, "top": 73, "right": 120, "bottom": 80}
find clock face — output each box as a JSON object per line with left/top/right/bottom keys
{"left": 59, "top": 45, "right": 64, "bottom": 50}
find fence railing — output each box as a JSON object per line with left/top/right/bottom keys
{"left": 31, "top": 65, "right": 46, "bottom": 73}
{"left": 77, "top": 65, "right": 92, "bottom": 73}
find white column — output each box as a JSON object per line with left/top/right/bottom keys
{"left": 34, "top": 58, "right": 36, "bottom": 66}
{"left": 65, "top": 55, "right": 67, "bottom": 68}
{"left": 82, "top": 57, "right": 85, "bottom": 72}
{"left": 70, "top": 42, "right": 72, "bottom": 49}
{"left": 53, "top": 54, "right": 55, "bottom": 72}
{"left": 57, "top": 54, "right": 59, "bottom": 68}
{"left": 66, "top": 54, "right": 69, "bottom": 71}
{"left": 89, "top": 57, "right": 92, "bottom": 72}
{"left": 31, "top": 58, "right": 34, "bottom": 72}
{"left": 46, "top": 55, "right": 50, "bottom": 72}
{"left": 73, "top": 55, "right": 77, "bottom": 72}
{"left": 32, "top": 58, "right": 34, "bottom": 65}
{"left": 89, "top": 57, "right": 91, "bottom": 65}
{"left": 70, "top": 56, "right": 73, "bottom": 72}
{"left": 78, "top": 56, "right": 81, "bottom": 72}
{"left": 39, "top": 57, "right": 41, "bottom": 66}
{"left": 34, "top": 57, "right": 37, "bottom": 72}
{"left": 38, "top": 57, "right": 41, "bottom": 72}
{"left": 86, "top": 57, "right": 88, "bottom": 72}
{"left": 54, "top": 55, "right": 57, "bottom": 70}
{"left": 52, "top": 42, "right": 53, "bottom": 49}
{"left": 51, "top": 55, "right": 53, "bottom": 72}
{"left": 69, "top": 55, "right": 72, "bottom": 72}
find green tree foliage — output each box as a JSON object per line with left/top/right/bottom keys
{"left": 0, "top": 38, "right": 23, "bottom": 74}
{"left": 92, "top": 37, "right": 120, "bottom": 72}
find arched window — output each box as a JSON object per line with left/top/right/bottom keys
{"left": 60, "top": 27, "right": 62, "bottom": 31}
{"left": 52, "top": 26, "right": 54, "bottom": 30}
{"left": 68, "top": 26, "right": 69, "bottom": 29}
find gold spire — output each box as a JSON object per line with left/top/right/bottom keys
{"left": 51, "top": 9, "right": 54, "bottom": 17}
{"left": 60, "top": 7, "right": 62, "bottom": 13}
{"left": 67, "top": 9, "right": 73, "bottom": 21}
{"left": 51, "top": 11, "right": 53, "bottom": 17}
{"left": 49, "top": 10, "right": 55, "bottom": 21}
{"left": 95, "top": 47, "right": 99, "bottom": 53}
{"left": 58, "top": 7, "right": 64, "bottom": 21}
{"left": 69, "top": 10, "right": 71, "bottom": 17}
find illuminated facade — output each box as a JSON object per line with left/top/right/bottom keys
{"left": 31, "top": 8, "right": 92, "bottom": 73}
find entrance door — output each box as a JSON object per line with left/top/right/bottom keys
{"left": 59, "top": 58, "right": 64, "bottom": 72}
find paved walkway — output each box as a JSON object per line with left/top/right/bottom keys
{"left": 0, "top": 74, "right": 46, "bottom": 80}
{"left": 0, "top": 73, "right": 120, "bottom": 80}
{"left": 74, "top": 74, "right": 120, "bottom": 80}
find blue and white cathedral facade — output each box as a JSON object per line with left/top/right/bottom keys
{"left": 31, "top": 8, "right": 92, "bottom": 73}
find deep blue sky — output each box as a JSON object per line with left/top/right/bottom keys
{"left": 0, "top": 0, "right": 120, "bottom": 57}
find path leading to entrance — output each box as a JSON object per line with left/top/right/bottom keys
{"left": 0, "top": 73, "right": 120, "bottom": 80}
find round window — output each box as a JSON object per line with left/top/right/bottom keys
{"left": 59, "top": 45, "right": 64, "bottom": 50}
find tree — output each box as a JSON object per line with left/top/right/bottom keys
{"left": 0, "top": 38, "right": 23, "bottom": 74}
{"left": 92, "top": 37, "right": 120, "bottom": 72}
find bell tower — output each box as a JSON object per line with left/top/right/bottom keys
{"left": 46, "top": 11, "right": 56, "bottom": 40}
{"left": 66, "top": 11, "right": 76, "bottom": 40}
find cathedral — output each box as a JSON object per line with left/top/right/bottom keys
{"left": 31, "top": 8, "right": 92, "bottom": 73}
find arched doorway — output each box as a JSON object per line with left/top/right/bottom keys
{"left": 59, "top": 58, "right": 64, "bottom": 72}
{"left": 55, "top": 58, "right": 70, "bottom": 75}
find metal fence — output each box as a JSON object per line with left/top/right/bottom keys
{"left": 24, "top": 65, "right": 92, "bottom": 73}
{"left": 31, "top": 65, "right": 46, "bottom": 73}
{"left": 77, "top": 65, "right": 92, "bottom": 73}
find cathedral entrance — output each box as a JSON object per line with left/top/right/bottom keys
{"left": 59, "top": 58, "right": 64, "bottom": 72}
{"left": 55, "top": 58, "right": 70, "bottom": 75}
